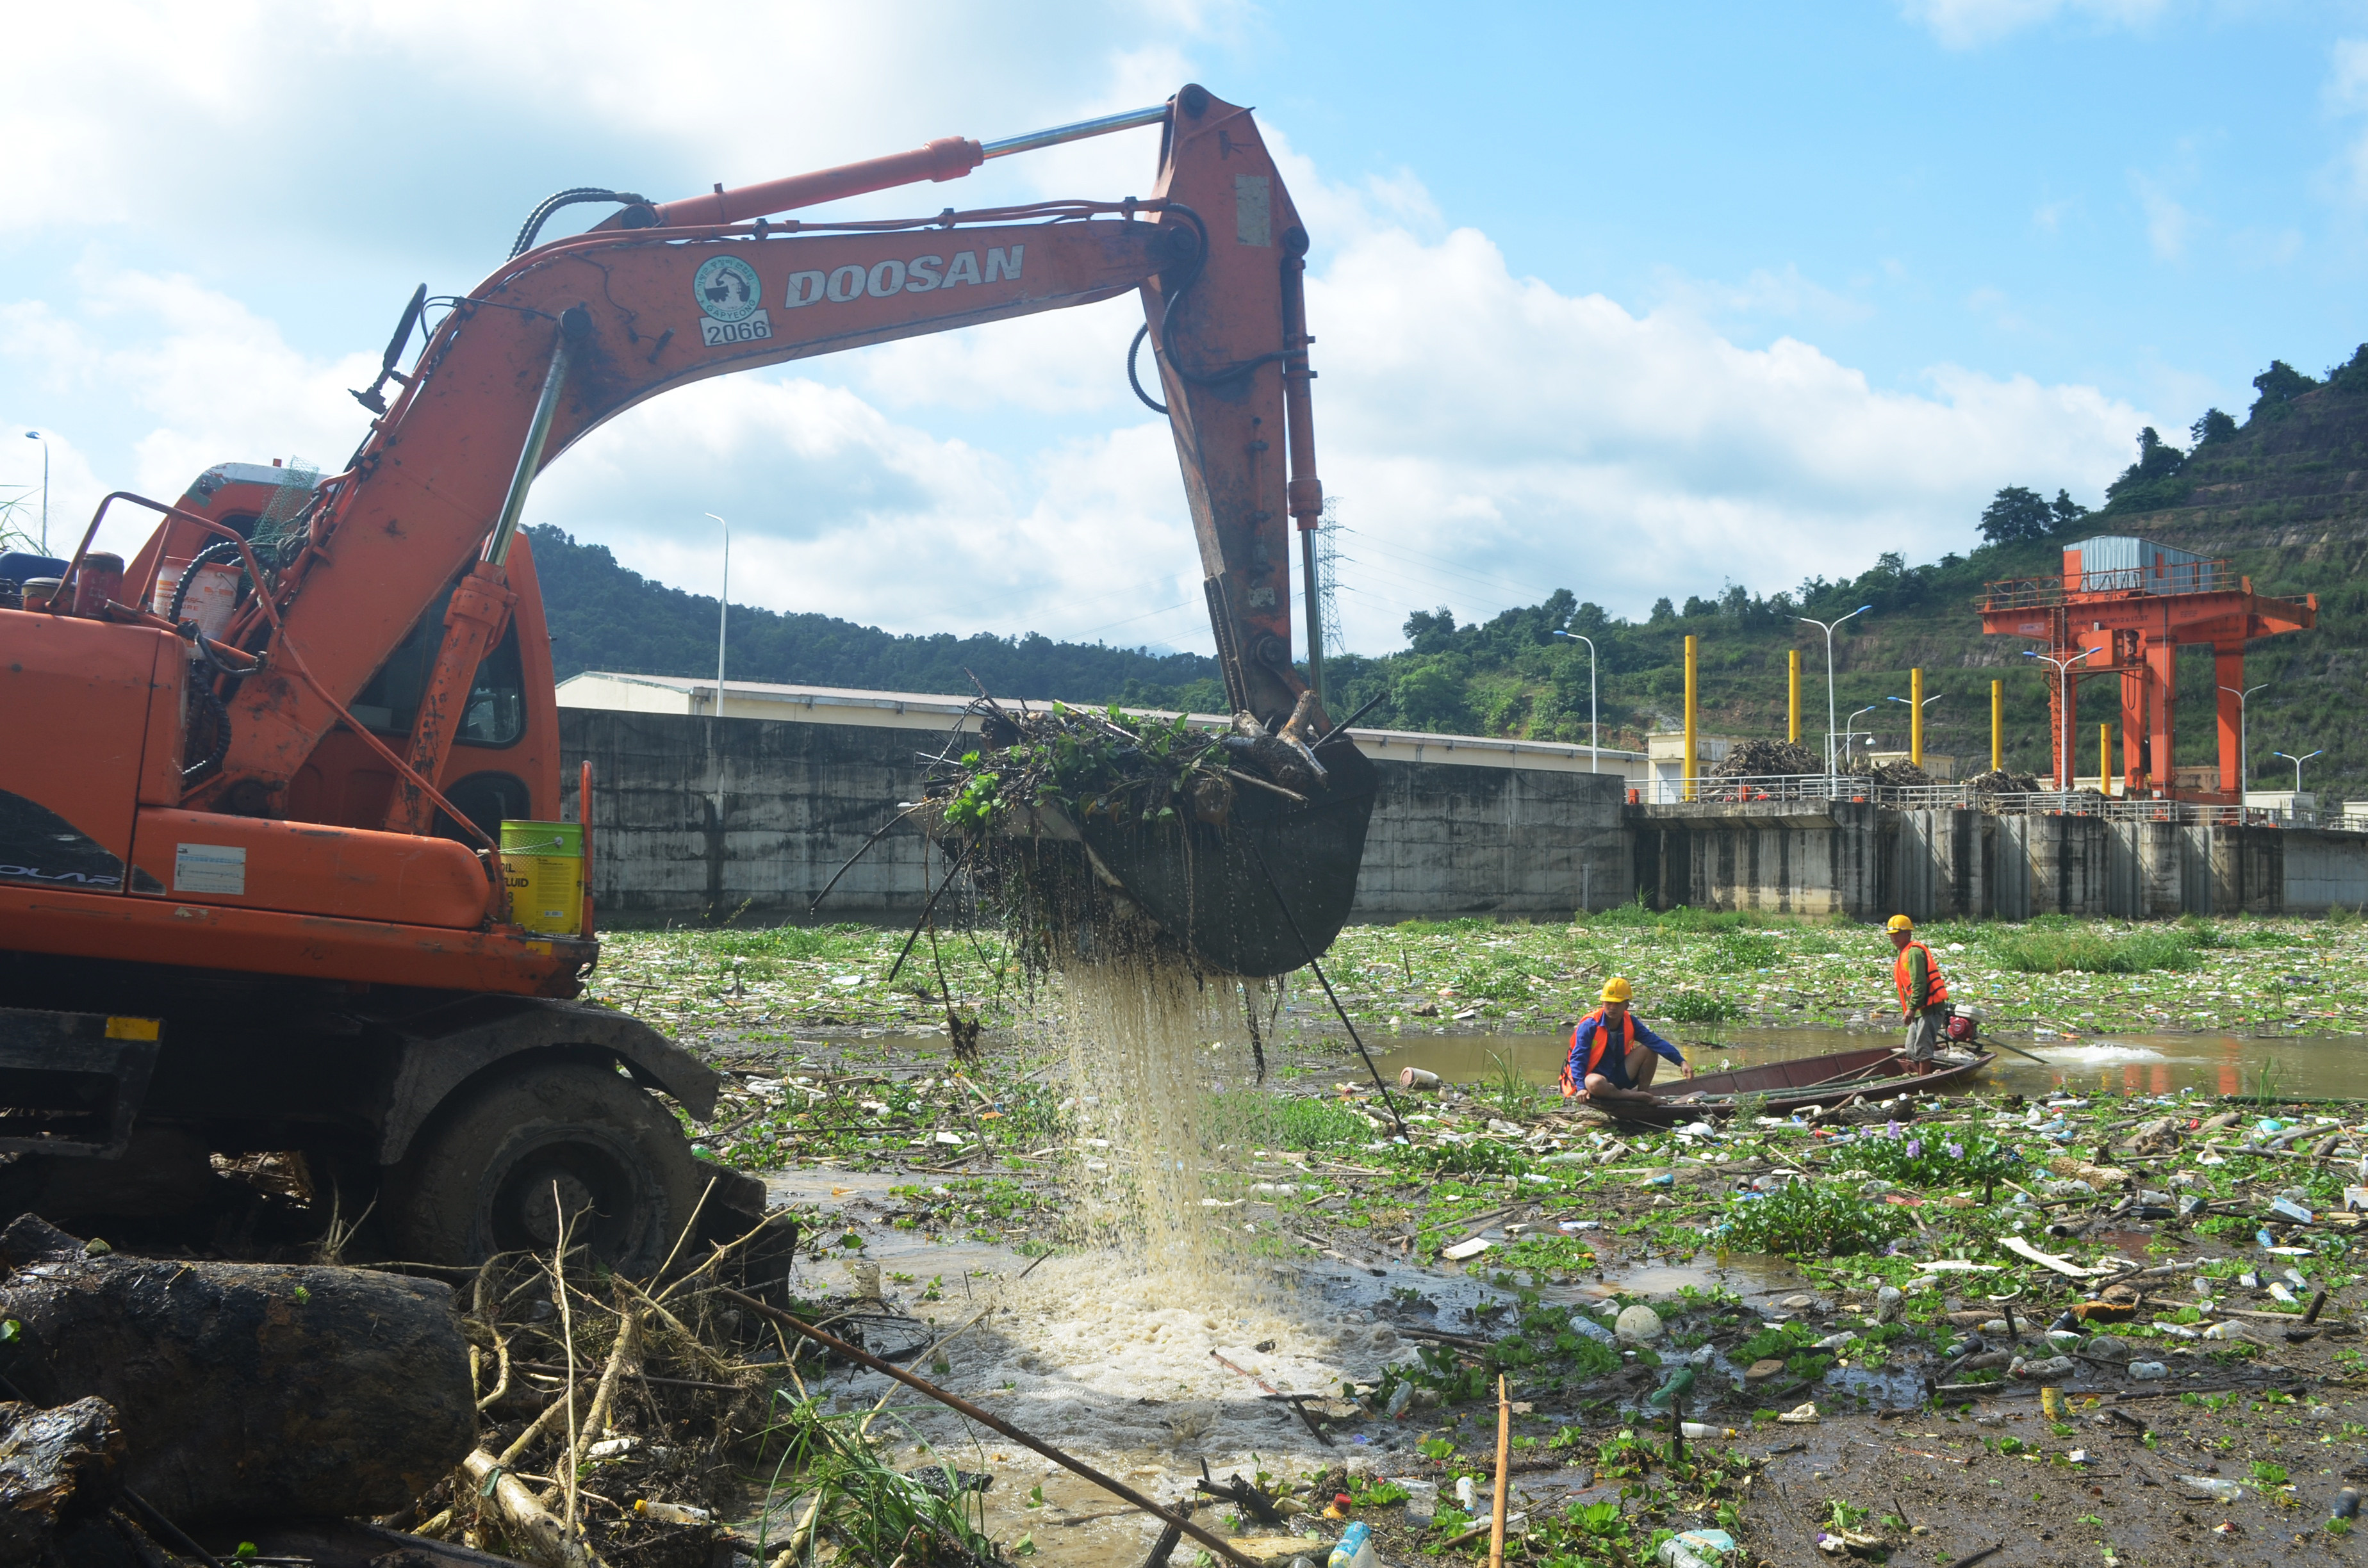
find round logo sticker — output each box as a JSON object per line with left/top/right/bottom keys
{"left": 693, "top": 256, "right": 762, "bottom": 323}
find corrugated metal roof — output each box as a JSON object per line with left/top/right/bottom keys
{"left": 2074, "top": 535, "right": 2219, "bottom": 595}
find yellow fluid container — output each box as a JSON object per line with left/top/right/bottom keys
{"left": 500, "top": 820, "right": 584, "bottom": 936}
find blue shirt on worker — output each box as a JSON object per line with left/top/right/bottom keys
{"left": 1565, "top": 1011, "right": 1684, "bottom": 1090}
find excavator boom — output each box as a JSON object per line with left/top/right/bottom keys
{"left": 3, "top": 83, "right": 1369, "bottom": 994}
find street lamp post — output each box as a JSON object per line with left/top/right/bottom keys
{"left": 2272, "top": 749, "right": 2322, "bottom": 796}
{"left": 703, "top": 513, "right": 730, "bottom": 833}
{"left": 2025, "top": 647, "right": 2096, "bottom": 791}
{"left": 1551, "top": 629, "right": 1598, "bottom": 774}
{"left": 2219, "top": 682, "right": 2267, "bottom": 797}
{"left": 22, "top": 432, "right": 46, "bottom": 553}
{"left": 1844, "top": 704, "right": 1879, "bottom": 777}
{"left": 1797, "top": 605, "right": 1873, "bottom": 790}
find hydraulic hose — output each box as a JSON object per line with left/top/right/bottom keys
{"left": 509, "top": 188, "right": 651, "bottom": 259}
{"left": 1123, "top": 203, "right": 1294, "bottom": 411}
{"left": 182, "top": 679, "right": 231, "bottom": 780}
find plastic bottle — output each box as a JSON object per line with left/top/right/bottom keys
{"left": 1657, "top": 1528, "right": 1737, "bottom": 1568}
{"left": 1327, "top": 1521, "right": 1376, "bottom": 1567}
{"left": 634, "top": 1499, "right": 711, "bottom": 1524}
{"left": 2181, "top": 1476, "right": 2244, "bottom": 1502}
{"left": 1680, "top": 1422, "right": 1736, "bottom": 1440}
{"left": 2128, "top": 1361, "right": 2167, "bottom": 1380}
{"left": 1646, "top": 1367, "right": 1697, "bottom": 1407}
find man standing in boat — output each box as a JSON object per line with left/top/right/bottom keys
{"left": 1887, "top": 914, "right": 1948, "bottom": 1077}
{"left": 1560, "top": 977, "right": 1688, "bottom": 1105}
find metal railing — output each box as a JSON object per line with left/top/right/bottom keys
{"left": 1978, "top": 558, "right": 2233, "bottom": 611}
{"left": 1644, "top": 773, "right": 2296, "bottom": 826}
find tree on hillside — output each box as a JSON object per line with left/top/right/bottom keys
{"left": 2249, "top": 360, "right": 2318, "bottom": 420}
{"left": 1402, "top": 607, "right": 1459, "bottom": 655}
{"left": 2103, "top": 426, "right": 2190, "bottom": 512}
{"left": 2324, "top": 344, "right": 2368, "bottom": 396}
{"left": 2051, "top": 489, "right": 2090, "bottom": 531}
{"left": 1978, "top": 484, "right": 2054, "bottom": 544}
{"left": 2190, "top": 408, "right": 2237, "bottom": 446}
{"left": 1648, "top": 597, "right": 1675, "bottom": 625}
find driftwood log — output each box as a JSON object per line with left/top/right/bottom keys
{"left": 0, "top": 1214, "right": 473, "bottom": 1521}
{"left": 0, "top": 1394, "right": 122, "bottom": 1558}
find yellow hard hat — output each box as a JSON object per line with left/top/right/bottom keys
{"left": 1599, "top": 976, "right": 1633, "bottom": 1003}
{"left": 1886, "top": 914, "right": 1915, "bottom": 933}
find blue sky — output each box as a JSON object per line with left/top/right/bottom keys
{"left": 5, "top": 0, "right": 2364, "bottom": 658}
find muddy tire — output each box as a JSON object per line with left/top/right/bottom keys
{"left": 386, "top": 1061, "right": 705, "bottom": 1273}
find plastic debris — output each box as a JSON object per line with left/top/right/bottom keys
{"left": 1615, "top": 1304, "right": 1665, "bottom": 1345}
{"left": 1659, "top": 1527, "right": 1738, "bottom": 1567}
{"left": 1776, "top": 1401, "right": 1820, "bottom": 1424}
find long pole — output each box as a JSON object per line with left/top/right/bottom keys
{"left": 1554, "top": 630, "right": 1598, "bottom": 774}
{"left": 705, "top": 512, "right": 730, "bottom": 831}
{"left": 24, "top": 432, "right": 47, "bottom": 553}
{"left": 2028, "top": 648, "right": 2093, "bottom": 791}
{"left": 716, "top": 1290, "right": 1260, "bottom": 1568}
{"left": 2220, "top": 682, "right": 2267, "bottom": 798}
{"left": 1991, "top": 680, "right": 2002, "bottom": 774}
{"left": 1682, "top": 633, "right": 1697, "bottom": 803}
{"left": 1798, "top": 607, "right": 1871, "bottom": 794}
{"left": 2274, "top": 750, "right": 2321, "bottom": 794}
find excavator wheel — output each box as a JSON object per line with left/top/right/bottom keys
{"left": 385, "top": 1059, "right": 706, "bottom": 1274}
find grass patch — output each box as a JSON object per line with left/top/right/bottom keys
{"left": 1664, "top": 990, "right": 1745, "bottom": 1024}
{"left": 1988, "top": 926, "right": 2201, "bottom": 974}
{"left": 1722, "top": 1179, "right": 1911, "bottom": 1256}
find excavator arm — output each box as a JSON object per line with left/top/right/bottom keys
{"left": 152, "top": 85, "right": 1327, "bottom": 814}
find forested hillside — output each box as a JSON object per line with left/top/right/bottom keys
{"left": 534, "top": 343, "right": 2368, "bottom": 801}
{"left": 527, "top": 526, "right": 1226, "bottom": 710}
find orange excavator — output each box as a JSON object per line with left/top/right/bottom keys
{"left": 0, "top": 85, "right": 1372, "bottom": 1269}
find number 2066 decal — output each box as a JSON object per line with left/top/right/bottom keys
{"left": 701, "top": 312, "right": 773, "bottom": 347}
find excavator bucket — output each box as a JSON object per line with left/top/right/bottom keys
{"left": 1074, "top": 732, "right": 1376, "bottom": 979}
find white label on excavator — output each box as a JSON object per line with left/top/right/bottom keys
{"left": 174, "top": 844, "right": 245, "bottom": 896}
{"left": 1235, "top": 175, "right": 1271, "bottom": 246}
{"left": 700, "top": 311, "right": 773, "bottom": 348}
{"left": 693, "top": 256, "right": 764, "bottom": 322}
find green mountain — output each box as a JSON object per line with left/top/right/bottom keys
{"left": 530, "top": 345, "right": 2366, "bottom": 802}
{"left": 525, "top": 525, "right": 1226, "bottom": 710}
{"left": 1312, "top": 350, "right": 2368, "bottom": 802}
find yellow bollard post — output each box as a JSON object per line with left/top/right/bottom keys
{"left": 1683, "top": 634, "right": 1698, "bottom": 802}
{"left": 1788, "top": 649, "right": 1802, "bottom": 744}
{"left": 1991, "top": 680, "right": 2003, "bottom": 774}
{"left": 2101, "top": 722, "right": 2112, "bottom": 797}
{"left": 1911, "top": 667, "right": 1924, "bottom": 769}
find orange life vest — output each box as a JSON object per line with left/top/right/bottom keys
{"left": 1559, "top": 1006, "right": 1638, "bottom": 1097}
{"left": 1895, "top": 940, "right": 1950, "bottom": 1011}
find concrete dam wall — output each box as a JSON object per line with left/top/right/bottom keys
{"left": 558, "top": 710, "right": 1632, "bottom": 924}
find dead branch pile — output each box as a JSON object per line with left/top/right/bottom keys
{"left": 1846, "top": 757, "right": 1933, "bottom": 786}
{"left": 927, "top": 692, "right": 1330, "bottom": 841}
{"left": 1709, "top": 738, "right": 1821, "bottom": 777}
{"left": 406, "top": 1219, "right": 1003, "bottom": 1568}
{"left": 1962, "top": 767, "right": 2043, "bottom": 795}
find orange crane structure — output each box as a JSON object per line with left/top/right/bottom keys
{"left": 1978, "top": 536, "right": 2316, "bottom": 800}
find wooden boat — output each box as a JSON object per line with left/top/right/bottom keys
{"left": 1590, "top": 1045, "right": 1994, "bottom": 1127}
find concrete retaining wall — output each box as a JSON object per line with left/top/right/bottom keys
{"left": 552, "top": 708, "right": 2362, "bottom": 927}
{"left": 1628, "top": 801, "right": 2367, "bottom": 919}
{"left": 558, "top": 710, "right": 1630, "bottom": 924}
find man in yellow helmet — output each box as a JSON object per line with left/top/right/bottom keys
{"left": 1559, "top": 977, "right": 1687, "bottom": 1106}
{"left": 1886, "top": 914, "right": 1950, "bottom": 1077}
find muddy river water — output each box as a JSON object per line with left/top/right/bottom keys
{"left": 1373, "top": 1024, "right": 2368, "bottom": 1101}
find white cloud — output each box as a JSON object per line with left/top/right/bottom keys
{"left": 1294, "top": 224, "right": 2143, "bottom": 648}
{"left": 531, "top": 375, "right": 1204, "bottom": 649}
{"left": 0, "top": 4, "right": 2151, "bottom": 668}
{"left": 1902, "top": 0, "right": 2169, "bottom": 49}
{"left": 0, "top": 263, "right": 376, "bottom": 555}
{"left": 2133, "top": 174, "right": 2197, "bottom": 260}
